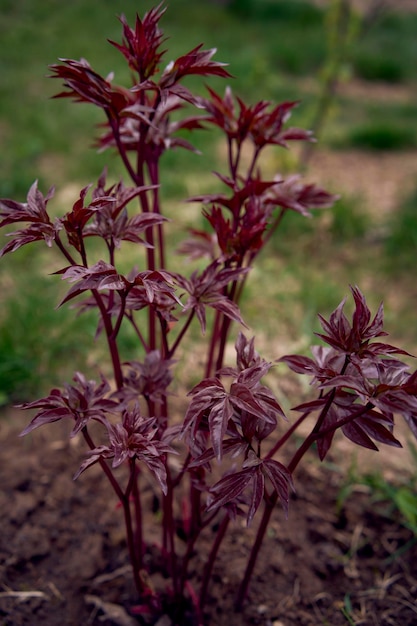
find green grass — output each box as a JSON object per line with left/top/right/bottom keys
{"left": 2, "top": 0, "right": 416, "bottom": 196}
{"left": 329, "top": 195, "right": 369, "bottom": 241}
{"left": 0, "top": 0, "right": 321, "bottom": 196}
{"left": 346, "top": 123, "right": 417, "bottom": 151}
{"left": 0, "top": 256, "right": 98, "bottom": 404}
{"left": 338, "top": 445, "right": 417, "bottom": 537}
{"left": 324, "top": 98, "right": 417, "bottom": 151}
{"left": 352, "top": 10, "right": 417, "bottom": 83}
{"left": 1, "top": 0, "right": 417, "bottom": 400}
{"left": 384, "top": 186, "right": 417, "bottom": 272}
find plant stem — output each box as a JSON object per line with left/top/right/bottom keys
{"left": 122, "top": 494, "right": 144, "bottom": 597}
{"left": 199, "top": 514, "right": 230, "bottom": 610}
{"left": 265, "top": 410, "right": 311, "bottom": 460}
{"left": 206, "top": 309, "right": 222, "bottom": 378}
{"left": 237, "top": 397, "right": 374, "bottom": 609}
{"left": 168, "top": 310, "right": 195, "bottom": 359}
{"left": 148, "top": 159, "right": 165, "bottom": 269}
{"left": 82, "top": 427, "right": 124, "bottom": 501}
{"left": 288, "top": 400, "right": 374, "bottom": 474}
{"left": 131, "top": 463, "right": 144, "bottom": 571}
{"left": 92, "top": 289, "right": 124, "bottom": 389}
{"left": 235, "top": 496, "right": 276, "bottom": 611}
{"left": 110, "top": 118, "right": 139, "bottom": 185}
{"left": 262, "top": 207, "right": 287, "bottom": 249}
{"left": 162, "top": 470, "right": 179, "bottom": 593}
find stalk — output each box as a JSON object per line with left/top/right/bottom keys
{"left": 122, "top": 495, "right": 145, "bottom": 597}
{"left": 131, "top": 464, "right": 144, "bottom": 573}
{"left": 162, "top": 470, "right": 179, "bottom": 594}
{"left": 82, "top": 429, "right": 143, "bottom": 597}
{"left": 199, "top": 514, "right": 230, "bottom": 610}
{"left": 205, "top": 309, "right": 222, "bottom": 378}
{"left": 265, "top": 410, "right": 311, "bottom": 460}
{"left": 55, "top": 228, "right": 124, "bottom": 388}
{"left": 167, "top": 310, "right": 195, "bottom": 359}
{"left": 235, "top": 496, "right": 275, "bottom": 611}
{"left": 82, "top": 427, "right": 124, "bottom": 502}
{"left": 288, "top": 401, "right": 374, "bottom": 474}
{"left": 237, "top": 398, "right": 375, "bottom": 609}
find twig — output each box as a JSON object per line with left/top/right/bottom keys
{"left": 85, "top": 594, "right": 137, "bottom": 626}
{"left": 0, "top": 590, "right": 48, "bottom": 601}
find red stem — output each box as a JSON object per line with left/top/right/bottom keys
{"left": 82, "top": 427, "right": 124, "bottom": 501}
{"left": 288, "top": 400, "right": 374, "bottom": 474}
{"left": 205, "top": 309, "right": 222, "bottom": 378}
{"left": 131, "top": 463, "right": 144, "bottom": 572}
{"left": 167, "top": 310, "right": 195, "bottom": 359}
{"left": 162, "top": 469, "right": 179, "bottom": 594}
{"left": 54, "top": 229, "right": 124, "bottom": 388}
{"left": 265, "top": 410, "right": 311, "bottom": 460}
{"left": 83, "top": 430, "right": 144, "bottom": 597}
{"left": 199, "top": 514, "right": 230, "bottom": 610}
{"left": 235, "top": 496, "right": 275, "bottom": 611}
{"left": 237, "top": 397, "right": 375, "bottom": 608}
{"left": 91, "top": 289, "right": 124, "bottom": 389}
{"left": 110, "top": 117, "right": 139, "bottom": 185}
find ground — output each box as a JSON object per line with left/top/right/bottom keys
{"left": 1, "top": 408, "right": 416, "bottom": 626}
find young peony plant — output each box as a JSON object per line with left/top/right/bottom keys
{"left": 1, "top": 4, "right": 417, "bottom": 624}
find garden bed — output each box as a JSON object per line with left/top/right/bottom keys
{"left": 1, "top": 411, "right": 416, "bottom": 626}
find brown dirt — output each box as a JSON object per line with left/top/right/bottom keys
{"left": 307, "top": 148, "right": 417, "bottom": 221}
{"left": 1, "top": 409, "right": 416, "bottom": 626}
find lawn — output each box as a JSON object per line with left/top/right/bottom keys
{"left": 1, "top": 0, "right": 417, "bottom": 400}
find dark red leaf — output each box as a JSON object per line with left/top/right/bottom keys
{"left": 109, "top": 7, "right": 167, "bottom": 80}
{"left": 208, "top": 397, "right": 234, "bottom": 460}
{"left": 262, "top": 459, "right": 294, "bottom": 518}
{"left": 207, "top": 468, "right": 254, "bottom": 514}
{"left": 247, "top": 468, "right": 265, "bottom": 525}
{"left": 159, "top": 44, "right": 231, "bottom": 89}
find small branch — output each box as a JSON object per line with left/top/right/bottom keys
{"left": 122, "top": 493, "right": 144, "bottom": 597}
{"left": 205, "top": 309, "right": 222, "bottom": 378}
{"left": 265, "top": 410, "right": 311, "bottom": 460}
{"left": 148, "top": 159, "right": 165, "bottom": 269}
{"left": 111, "top": 291, "right": 127, "bottom": 340}
{"left": 91, "top": 289, "right": 124, "bottom": 389}
{"left": 167, "top": 310, "right": 195, "bottom": 359}
{"left": 199, "top": 514, "right": 230, "bottom": 610}
{"left": 162, "top": 469, "right": 179, "bottom": 594}
{"left": 130, "top": 461, "right": 144, "bottom": 573}
{"left": 54, "top": 233, "right": 78, "bottom": 266}
{"left": 288, "top": 400, "right": 374, "bottom": 474}
{"left": 82, "top": 427, "right": 124, "bottom": 502}
{"left": 0, "top": 590, "right": 48, "bottom": 601}
{"left": 235, "top": 495, "right": 276, "bottom": 611}
{"left": 245, "top": 145, "right": 261, "bottom": 182}
{"left": 262, "top": 207, "right": 287, "bottom": 249}
{"left": 110, "top": 117, "right": 139, "bottom": 185}
{"left": 126, "top": 311, "right": 149, "bottom": 352}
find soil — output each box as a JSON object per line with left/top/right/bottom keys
{"left": 1, "top": 409, "right": 416, "bottom": 626}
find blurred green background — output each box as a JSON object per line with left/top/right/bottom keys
{"left": 1, "top": 0, "right": 417, "bottom": 405}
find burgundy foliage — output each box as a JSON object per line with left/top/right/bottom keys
{"left": 1, "top": 5, "right": 416, "bottom": 625}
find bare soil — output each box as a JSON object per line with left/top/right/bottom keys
{"left": 1, "top": 410, "right": 416, "bottom": 626}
